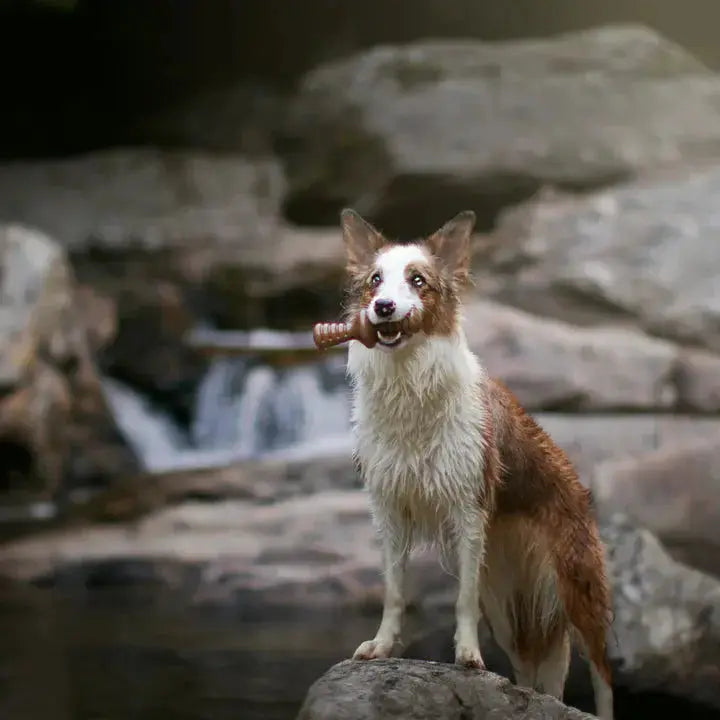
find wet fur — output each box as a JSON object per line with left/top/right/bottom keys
{"left": 341, "top": 209, "right": 614, "bottom": 719}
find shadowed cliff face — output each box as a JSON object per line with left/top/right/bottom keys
{"left": 3, "top": 0, "right": 720, "bottom": 159}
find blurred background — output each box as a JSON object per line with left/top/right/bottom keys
{"left": 1, "top": 1, "right": 720, "bottom": 719}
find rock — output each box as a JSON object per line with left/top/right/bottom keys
{"left": 466, "top": 299, "right": 720, "bottom": 413}
{"left": 128, "top": 82, "right": 285, "bottom": 155}
{"left": 70, "top": 447, "right": 359, "bottom": 523}
{"left": 485, "top": 164, "right": 720, "bottom": 353}
{"left": 0, "top": 225, "right": 138, "bottom": 496}
{"left": 0, "top": 491, "right": 394, "bottom": 608}
{"left": 281, "top": 25, "right": 720, "bottom": 234}
{"left": 592, "top": 437, "right": 720, "bottom": 577}
{"left": 0, "top": 148, "right": 284, "bottom": 253}
{"left": 0, "top": 149, "right": 348, "bottom": 411}
{"left": 535, "top": 414, "right": 720, "bottom": 481}
{"left": 600, "top": 514, "right": 720, "bottom": 708}
{"left": 297, "top": 659, "right": 593, "bottom": 720}
{"left": 73, "top": 285, "right": 118, "bottom": 354}
{"left": 465, "top": 300, "right": 677, "bottom": 410}
{"left": 674, "top": 349, "right": 720, "bottom": 412}
{"left": 204, "top": 223, "right": 347, "bottom": 329}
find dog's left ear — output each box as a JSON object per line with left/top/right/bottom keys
{"left": 426, "top": 210, "right": 475, "bottom": 286}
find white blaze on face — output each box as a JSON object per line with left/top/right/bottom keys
{"left": 368, "top": 244, "right": 429, "bottom": 324}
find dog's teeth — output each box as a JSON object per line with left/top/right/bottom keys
{"left": 378, "top": 329, "right": 402, "bottom": 345}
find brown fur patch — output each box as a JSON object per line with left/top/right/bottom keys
{"left": 405, "top": 256, "right": 459, "bottom": 336}
{"left": 486, "top": 378, "right": 613, "bottom": 682}
{"left": 344, "top": 263, "right": 382, "bottom": 321}
{"left": 479, "top": 387, "right": 501, "bottom": 510}
{"left": 509, "top": 588, "right": 567, "bottom": 665}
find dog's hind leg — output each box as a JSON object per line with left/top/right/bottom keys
{"left": 509, "top": 656, "right": 537, "bottom": 691}
{"left": 570, "top": 620, "right": 614, "bottom": 720}
{"left": 588, "top": 655, "right": 614, "bottom": 720}
{"left": 533, "top": 631, "right": 571, "bottom": 699}
{"left": 504, "top": 629, "right": 570, "bottom": 700}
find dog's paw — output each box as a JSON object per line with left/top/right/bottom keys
{"left": 352, "top": 639, "right": 394, "bottom": 661}
{"left": 455, "top": 645, "right": 485, "bottom": 670}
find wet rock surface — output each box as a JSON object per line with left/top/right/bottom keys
{"left": 0, "top": 225, "right": 138, "bottom": 497}
{"left": 297, "top": 659, "right": 595, "bottom": 720}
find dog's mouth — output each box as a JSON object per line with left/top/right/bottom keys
{"left": 374, "top": 321, "right": 404, "bottom": 348}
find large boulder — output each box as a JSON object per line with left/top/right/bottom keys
{"left": 281, "top": 25, "right": 720, "bottom": 234}
{"left": 535, "top": 414, "right": 720, "bottom": 481}
{"left": 0, "top": 149, "right": 346, "bottom": 415}
{"left": 592, "top": 437, "right": 720, "bottom": 577}
{"left": 297, "top": 659, "right": 593, "bottom": 720}
{"left": 0, "top": 148, "right": 283, "bottom": 253}
{"left": 0, "top": 225, "right": 138, "bottom": 497}
{"left": 600, "top": 515, "right": 720, "bottom": 708}
{"left": 465, "top": 299, "right": 720, "bottom": 412}
{"left": 484, "top": 164, "right": 720, "bottom": 353}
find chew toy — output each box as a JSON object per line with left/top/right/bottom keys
{"left": 312, "top": 309, "right": 422, "bottom": 350}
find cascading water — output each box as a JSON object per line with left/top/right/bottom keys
{"left": 191, "top": 354, "right": 352, "bottom": 457}
{"left": 102, "top": 334, "right": 353, "bottom": 473}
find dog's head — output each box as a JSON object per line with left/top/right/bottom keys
{"left": 341, "top": 209, "right": 475, "bottom": 352}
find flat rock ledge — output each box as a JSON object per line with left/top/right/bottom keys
{"left": 297, "top": 659, "right": 594, "bottom": 720}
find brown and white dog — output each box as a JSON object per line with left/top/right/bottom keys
{"left": 341, "top": 208, "right": 614, "bottom": 719}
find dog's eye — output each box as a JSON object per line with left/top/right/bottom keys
{"left": 369, "top": 272, "right": 382, "bottom": 287}
{"left": 411, "top": 273, "right": 425, "bottom": 288}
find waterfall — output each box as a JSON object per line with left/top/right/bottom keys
{"left": 101, "top": 377, "right": 193, "bottom": 472}
{"left": 102, "top": 338, "right": 352, "bottom": 473}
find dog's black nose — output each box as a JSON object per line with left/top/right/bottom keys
{"left": 374, "top": 299, "right": 396, "bottom": 318}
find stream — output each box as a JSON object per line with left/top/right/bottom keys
{"left": 1, "top": 580, "right": 717, "bottom": 720}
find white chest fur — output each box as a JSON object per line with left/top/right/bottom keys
{"left": 347, "top": 333, "right": 488, "bottom": 539}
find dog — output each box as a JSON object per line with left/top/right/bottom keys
{"left": 341, "top": 208, "right": 614, "bottom": 719}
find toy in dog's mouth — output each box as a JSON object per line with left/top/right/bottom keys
{"left": 312, "top": 309, "right": 423, "bottom": 351}
{"left": 373, "top": 321, "right": 405, "bottom": 347}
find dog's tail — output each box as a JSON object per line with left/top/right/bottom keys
{"left": 554, "top": 505, "right": 614, "bottom": 720}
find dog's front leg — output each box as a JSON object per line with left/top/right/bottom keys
{"left": 353, "top": 522, "right": 408, "bottom": 660}
{"left": 454, "top": 513, "right": 487, "bottom": 669}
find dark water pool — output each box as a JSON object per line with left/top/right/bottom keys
{"left": 0, "top": 581, "right": 387, "bottom": 720}
{"left": 0, "top": 580, "right": 718, "bottom": 720}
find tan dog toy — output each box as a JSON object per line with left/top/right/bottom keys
{"left": 313, "top": 309, "right": 422, "bottom": 350}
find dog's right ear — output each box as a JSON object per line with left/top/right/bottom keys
{"left": 340, "top": 209, "right": 384, "bottom": 272}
